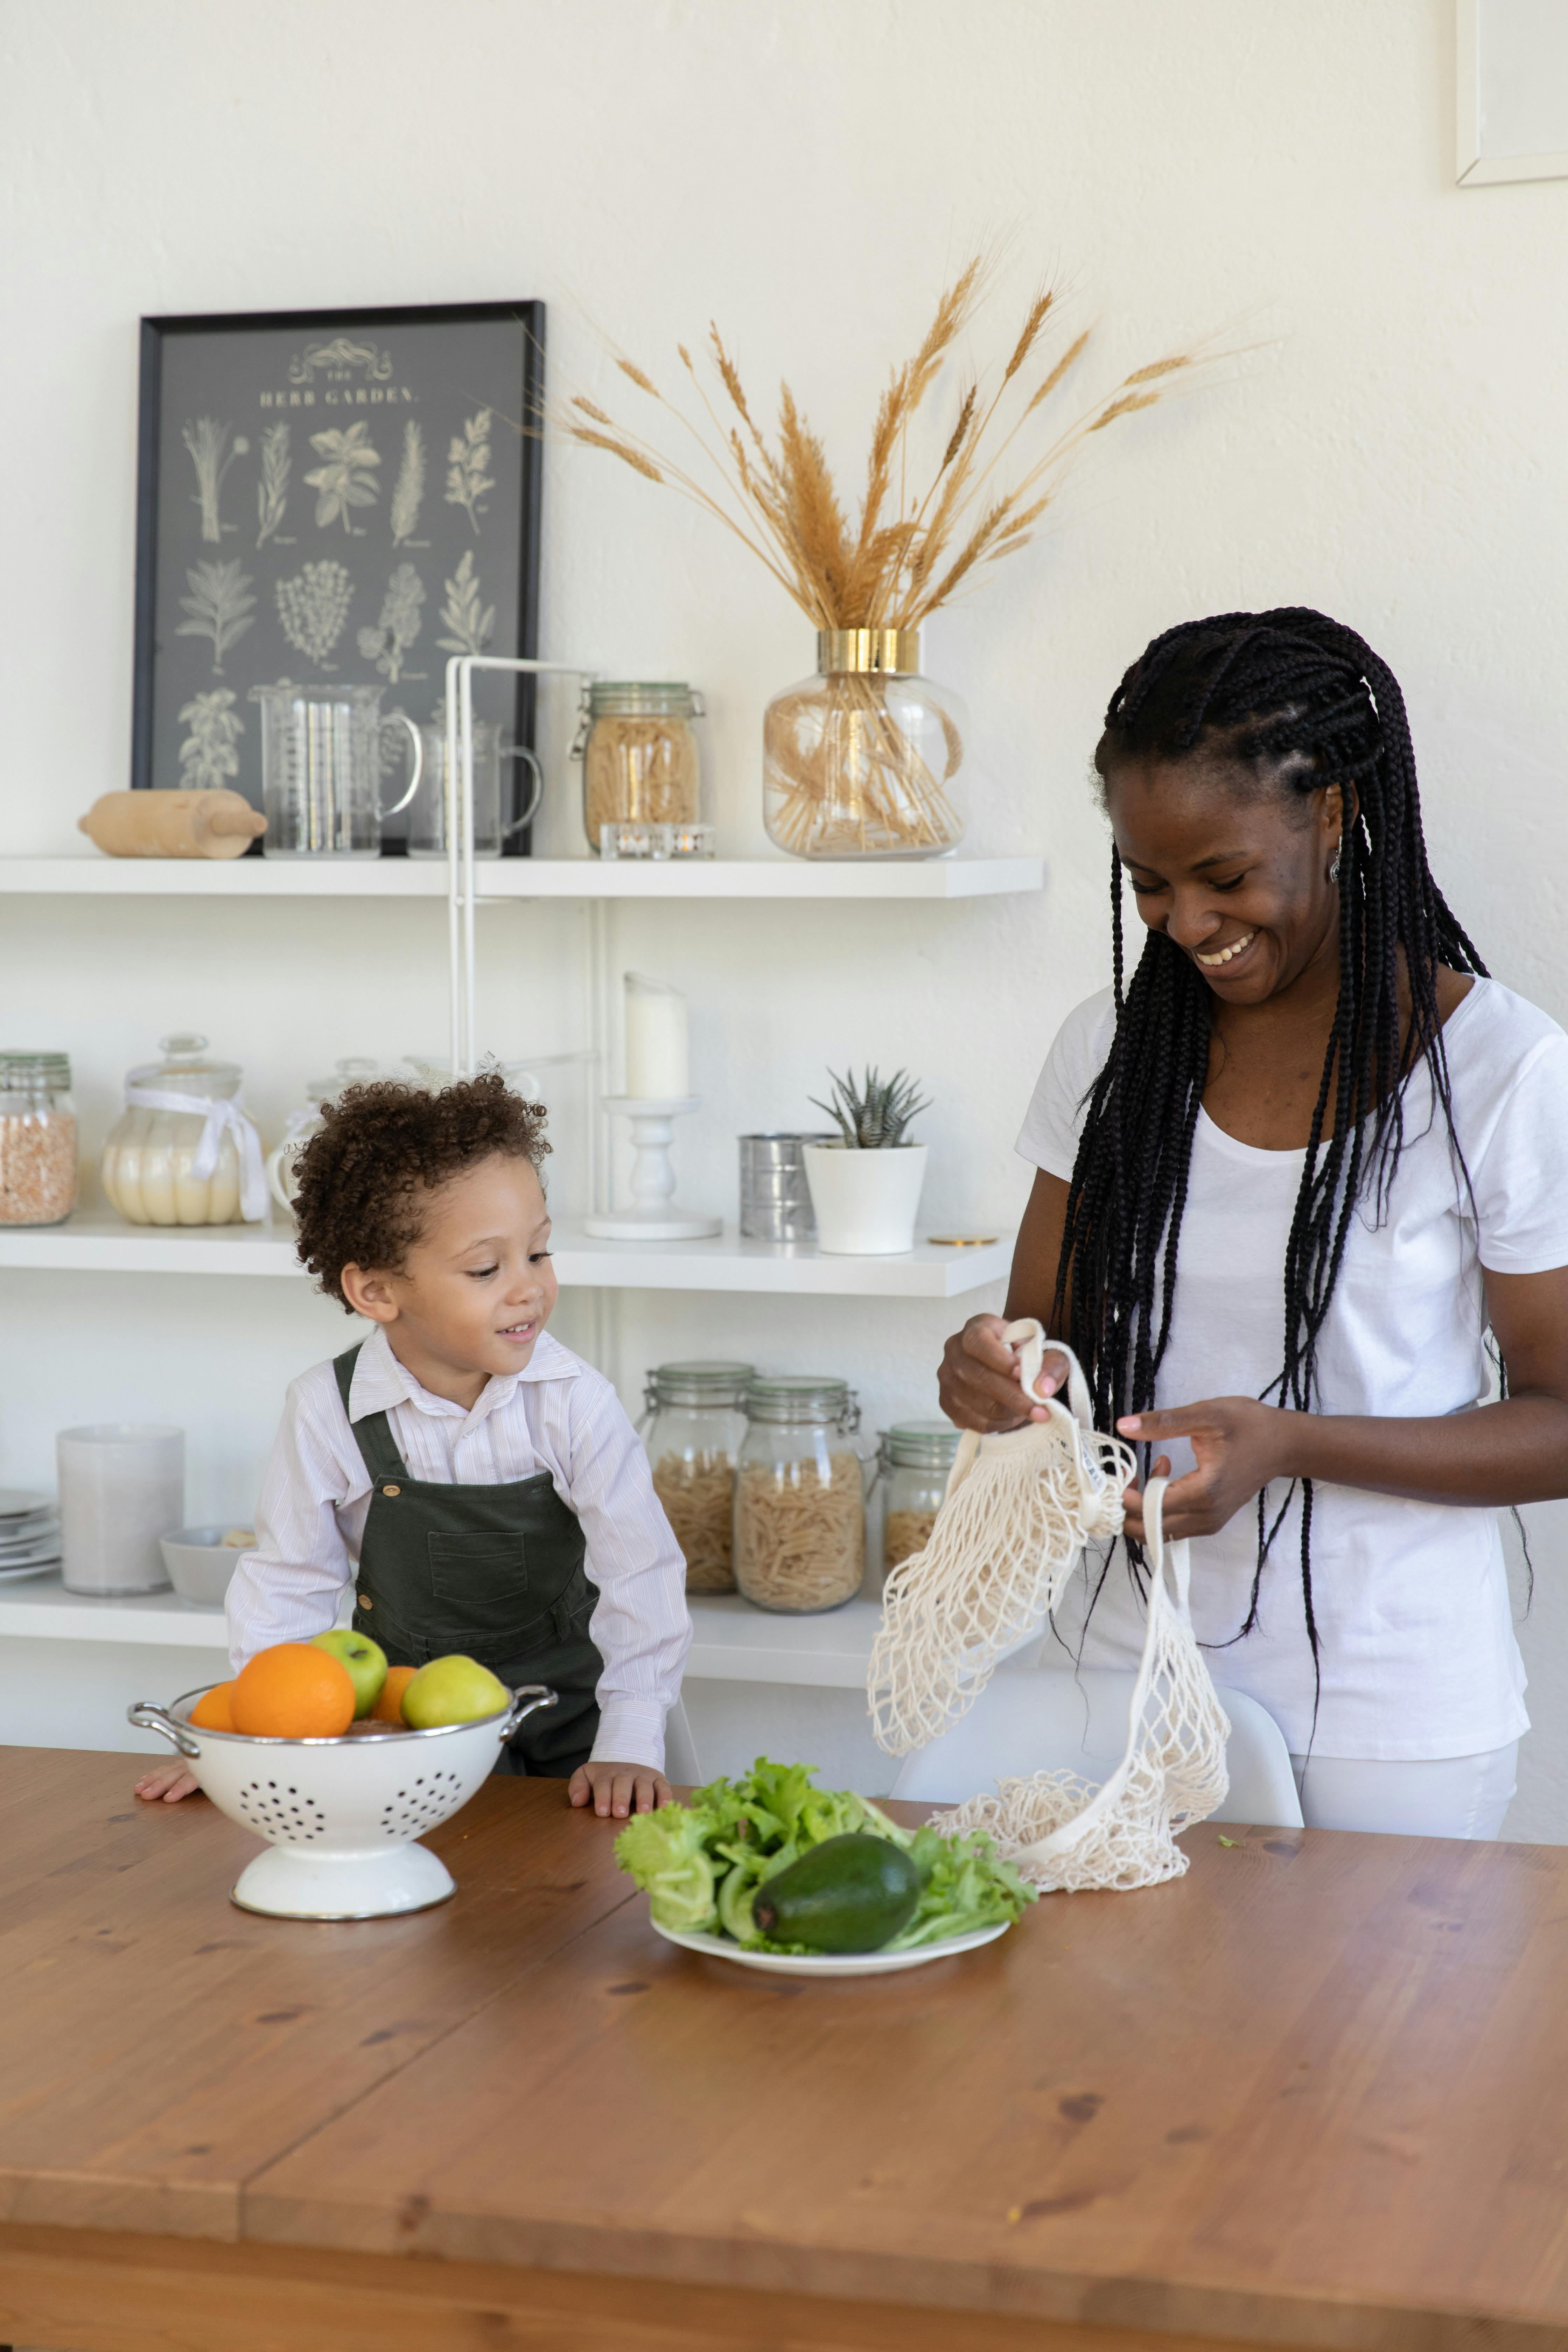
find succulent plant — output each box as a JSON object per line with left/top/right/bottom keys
{"left": 810, "top": 1065, "right": 929, "bottom": 1150}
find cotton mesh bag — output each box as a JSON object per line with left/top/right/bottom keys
{"left": 933, "top": 1475, "right": 1231, "bottom": 1893}
{"left": 867, "top": 1319, "right": 1132, "bottom": 1758}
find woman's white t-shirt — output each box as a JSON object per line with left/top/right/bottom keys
{"left": 1016, "top": 976, "right": 1568, "bottom": 1759}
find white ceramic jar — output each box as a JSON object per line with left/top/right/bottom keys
{"left": 58, "top": 1422, "right": 184, "bottom": 1595}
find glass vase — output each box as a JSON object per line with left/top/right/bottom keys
{"left": 762, "top": 630, "right": 966, "bottom": 860}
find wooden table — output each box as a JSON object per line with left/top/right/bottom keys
{"left": 2, "top": 1753, "right": 1567, "bottom": 2352}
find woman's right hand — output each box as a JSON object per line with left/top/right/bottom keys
{"left": 938, "top": 1314, "right": 1072, "bottom": 1433}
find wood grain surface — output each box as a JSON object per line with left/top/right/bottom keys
{"left": 5, "top": 1750, "right": 1568, "bottom": 2351}
{"left": 0, "top": 1746, "right": 636, "bottom": 2238}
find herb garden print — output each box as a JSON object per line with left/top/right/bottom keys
{"left": 136, "top": 304, "right": 544, "bottom": 837}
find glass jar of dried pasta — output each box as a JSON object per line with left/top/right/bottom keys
{"left": 734, "top": 1377, "right": 868, "bottom": 1615}
{"left": 640, "top": 1360, "right": 754, "bottom": 1596}
{"left": 574, "top": 681, "right": 708, "bottom": 856}
{"left": 0, "top": 1053, "right": 77, "bottom": 1227}
{"left": 877, "top": 1421, "right": 960, "bottom": 1581}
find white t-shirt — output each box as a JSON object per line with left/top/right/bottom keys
{"left": 1016, "top": 976, "right": 1568, "bottom": 1759}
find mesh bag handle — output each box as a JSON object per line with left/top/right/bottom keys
{"left": 944, "top": 1318, "right": 1096, "bottom": 1504}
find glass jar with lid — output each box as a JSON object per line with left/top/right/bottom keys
{"left": 0, "top": 1053, "right": 77, "bottom": 1227}
{"left": 877, "top": 1421, "right": 960, "bottom": 1581}
{"left": 573, "top": 682, "right": 709, "bottom": 856}
{"left": 266, "top": 1058, "right": 381, "bottom": 1212}
{"left": 734, "top": 1377, "right": 868, "bottom": 1615}
{"left": 639, "top": 1360, "right": 754, "bottom": 1595}
{"left": 101, "top": 1034, "right": 266, "bottom": 1227}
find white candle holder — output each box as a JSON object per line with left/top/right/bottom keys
{"left": 583, "top": 1098, "right": 721, "bottom": 1242}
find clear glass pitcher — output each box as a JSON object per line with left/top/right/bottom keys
{"left": 248, "top": 682, "right": 422, "bottom": 859}
{"left": 406, "top": 719, "right": 543, "bottom": 859}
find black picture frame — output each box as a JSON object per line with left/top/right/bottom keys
{"left": 132, "top": 300, "right": 545, "bottom": 854}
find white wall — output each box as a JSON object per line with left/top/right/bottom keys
{"left": 4, "top": 0, "right": 1568, "bottom": 1833}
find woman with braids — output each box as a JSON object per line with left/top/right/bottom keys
{"left": 940, "top": 608, "right": 1568, "bottom": 1840}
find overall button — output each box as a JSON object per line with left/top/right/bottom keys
{"left": 358, "top": 1592, "right": 373, "bottom": 1609}
{"left": 382, "top": 1484, "right": 400, "bottom": 1497}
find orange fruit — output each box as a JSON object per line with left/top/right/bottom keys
{"left": 371, "top": 1664, "right": 419, "bottom": 1724}
{"left": 190, "top": 1681, "right": 234, "bottom": 1731}
{"left": 231, "top": 1643, "right": 356, "bottom": 1738}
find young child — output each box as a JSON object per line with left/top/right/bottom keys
{"left": 135, "top": 1074, "right": 690, "bottom": 1819}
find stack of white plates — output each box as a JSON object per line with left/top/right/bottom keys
{"left": 0, "top": 1489, "right": 62, "bottom": 1581}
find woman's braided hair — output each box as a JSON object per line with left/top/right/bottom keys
{"left": 1055, "top": 607, "right": 1486, "bottom": 1681}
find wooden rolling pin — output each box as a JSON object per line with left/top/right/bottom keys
{"left": 78, "top": 790, "right": 268, "bottom": 860}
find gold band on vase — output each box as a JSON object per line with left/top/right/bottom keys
{"left": 816, "top": 629, "right": 922, "bottom": 677}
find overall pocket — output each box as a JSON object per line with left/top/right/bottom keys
{"left": 427, "top": 1530, "right": 532, "bottom": 1651}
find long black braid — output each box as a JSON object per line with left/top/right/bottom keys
{"left": 1053, "top": 608, "right": 1487, "bottom": 1696}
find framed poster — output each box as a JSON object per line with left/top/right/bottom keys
{"left": 1456, "top": 0, "right": 1568, "bottom": 187}
{"left": 132, "top": 301, "right": 545, "bottom": 851}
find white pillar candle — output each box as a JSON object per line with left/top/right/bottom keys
{"left": 623, "top": 971, "right": 690, "bottom": 1100}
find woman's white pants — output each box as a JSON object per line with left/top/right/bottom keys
{"left": 1288, "top": 1742, "right": 1519, "bottom": 1840}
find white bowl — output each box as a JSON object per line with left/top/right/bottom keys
{"left": 159, "top": 1526, "right": 246, "bottom": 1610}
{"left": 128, "top": 1682, "right": 558, "bottom": 1919}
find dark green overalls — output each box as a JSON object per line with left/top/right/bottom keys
{"left": 335, "top": 1344, "right": 604, "bottom": 1777}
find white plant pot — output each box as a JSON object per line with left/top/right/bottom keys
{"left": 803, "top": 1143, "right": 928, "bottom": 1256}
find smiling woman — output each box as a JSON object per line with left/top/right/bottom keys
{"left": 940, "top": 609, "right": 1568, "bottom": 1839}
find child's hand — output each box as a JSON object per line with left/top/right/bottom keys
{"left": 568, "top": 1759, "right": 672, "bottom": 1818}
{"left": 134, "top": 1759, "right": 202, "bottom": 1804}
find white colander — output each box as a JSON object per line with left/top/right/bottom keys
{"left": 129, "top": 1681, "right": 557, "bottom": 1919}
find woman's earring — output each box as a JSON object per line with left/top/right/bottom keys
{"left": 1329, "top": 841, "right": 1342, "bottom": 884}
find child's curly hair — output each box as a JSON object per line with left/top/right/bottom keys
{"left": 292, "top": 1074, "right": 550, "bottom": 1308}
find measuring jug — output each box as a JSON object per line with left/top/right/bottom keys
{"left": 249, "top": 682, "right": 422, "bottom": 859}
{"left": 406, "top": 719, "right": 543, "bottom": 859}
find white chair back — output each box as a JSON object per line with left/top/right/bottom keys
{"left": 889, "top": 1666, "right": 1302, "bottom": 1829}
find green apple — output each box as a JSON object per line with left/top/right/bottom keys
{"left": 312, "top": 1628, "right": 388, "bottom": 1719}
{"left": 401, "top": 1653, "right": 510, "bottom": 1730}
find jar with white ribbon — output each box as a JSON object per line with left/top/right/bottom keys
{"left": 101, "top": 1033, "right": 267, "bottom": 1226}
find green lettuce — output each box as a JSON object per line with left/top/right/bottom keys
{"left": 615, "top": 1756, "right": 1036, "bottom": 1953}
{"left": 614, "top": 1801, "right": 719, "bottom": 1933}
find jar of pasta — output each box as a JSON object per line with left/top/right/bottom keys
{"left": 574, "top": 682, "right": 709, "bottom": 856}
{"left": 0, "top": 1054, "right": 77, "bottom": 1227}
{"left": 640, "top": 1360, "right": 754, "bottom": 1595}
{"left": 878, "top": 1421, "right": 960, "bottom": 1581}
{"left": 734, "top": 1377, "right": 868, "bottom": 1615}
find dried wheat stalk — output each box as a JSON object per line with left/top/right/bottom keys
{"left": 563, "top": 257, "right": 1204, "bottom": 635}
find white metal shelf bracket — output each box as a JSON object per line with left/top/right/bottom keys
{"left": 443, "top": 654, "right": 598, "bottom": 1075}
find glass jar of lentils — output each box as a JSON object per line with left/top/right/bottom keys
{"left": 0, "top": 1053, "right": 77, "bottom": 1226}
{"left": 734, "top": 1377, "right": 867, "bottom": 1614}
{"left": 640, "top": 1360, "right": 754, "bottom": 1595}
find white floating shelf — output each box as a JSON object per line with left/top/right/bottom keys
{"left": 685, "top": 1593, "right": 881, "bottom": 1689}
{"left": 0, "top": 855, "right": 1043, "bottom": 900}
{"left": 0, "top": 1215, "right": 1012, "bottom": 1296}
{"left": 0, "top": 1574, "right": 232, "bottom": 1650}
{"left": 0, "top": 1576, "right": 880, "bottom": 1688}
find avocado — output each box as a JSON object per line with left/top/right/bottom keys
{"left": 750, "top": 1833, "right": 922, "bottom": 1952}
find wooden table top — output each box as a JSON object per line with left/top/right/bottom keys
{"left": 4, "top": 1749, "right": 1568, "bottom": 2350}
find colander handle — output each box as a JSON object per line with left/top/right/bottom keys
{"left": 501, "top": 1683, "right": 558, "bottom": 1738}
{"left": 127, "top": 1701, "right": 201, "bottom": 1758}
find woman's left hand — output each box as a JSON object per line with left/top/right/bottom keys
{"left": 1116, "top": 1396, "right": 1292, "bottom": 1543}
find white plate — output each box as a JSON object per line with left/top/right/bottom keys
{"left": 0, "top": 1489, "right": 52, "bottom": 1520}
{"left": 0, "top": 1536, "right": 61, "bottom": 1560}
{"left": 648, "top": 1917, "right": 1012, "bottom": 1977}
{"left": 0, "top": 1520, "right": 57, "bottom": 1548}
{"left": 0, "top": 1559, "right": 59, "bottom": 1582}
